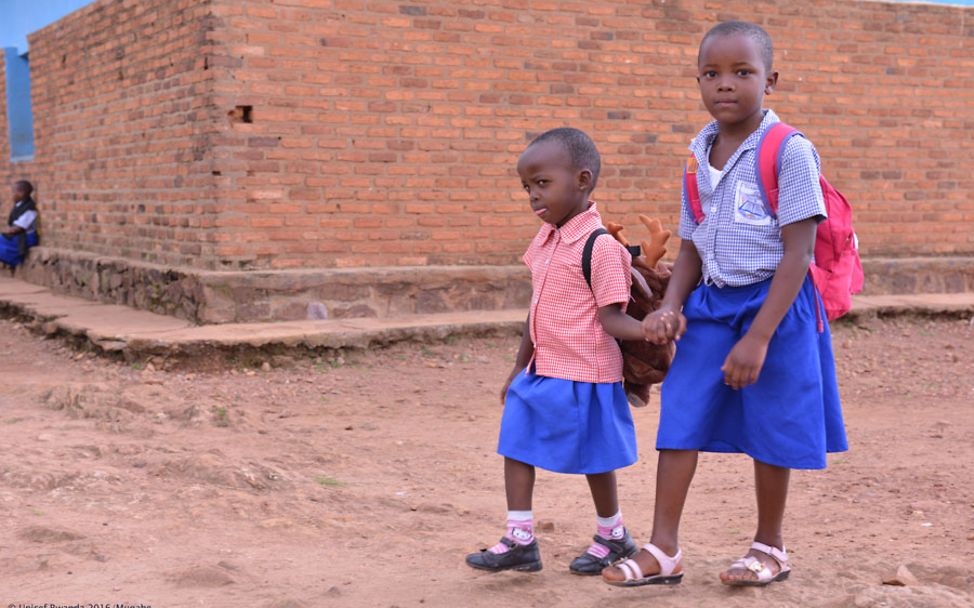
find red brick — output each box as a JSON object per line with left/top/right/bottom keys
{"left": 0, "top": 0, "right": 970, "bottom": 271}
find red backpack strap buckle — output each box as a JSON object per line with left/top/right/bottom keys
{"left": 684, "top": 153, "right": 705, "bottom": 224}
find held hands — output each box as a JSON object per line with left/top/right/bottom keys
{"left": 642, "top": 306, "right": 686, "bottom": 345}
{"left": 720, "top": 333, "right": 769, "bottom": 390}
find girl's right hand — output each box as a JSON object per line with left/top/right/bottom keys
{"left": 642, "top": 306, "right": 686, "bottom": 344}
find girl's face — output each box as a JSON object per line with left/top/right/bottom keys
{"left": 697, "top": 33, "right": 777, "bottom": 133}
{"left": 516, "top": 141, "right": 592, "bottom": 228}
{"left": 12, "top": 185, "right": 28, "bottom": 203}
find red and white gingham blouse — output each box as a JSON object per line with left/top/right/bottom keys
{"left": 523, "top": 203, "right": 632, "bottom": 383}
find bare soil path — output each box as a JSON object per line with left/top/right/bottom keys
{"left": 1, "top": 316, "right": 972, "bottom": 607}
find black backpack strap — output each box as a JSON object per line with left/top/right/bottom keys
{"left": 583, "top": 228, "right": 641, "bottom": 290}
{"left": 582, "top": 228, "right": 610, "bottom": 289}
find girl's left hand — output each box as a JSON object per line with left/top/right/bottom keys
{"left": 720, "top": 334, "right": 769, "bottom": 390}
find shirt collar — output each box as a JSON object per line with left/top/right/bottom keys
{"left": 538, "top": 202, "right": 603, "bottom": 244}
{"left": 689, "top": 108, "right": 780, "bottom": 155}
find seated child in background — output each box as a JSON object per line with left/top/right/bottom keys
{"left": 1, "top": 180, "right": 40, "bottom": 271}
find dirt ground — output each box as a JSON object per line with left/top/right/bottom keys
{"left": 1, "top": 315, "right": 973, "bottom": 608}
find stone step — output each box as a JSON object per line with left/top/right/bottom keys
{"left": 0, "top": 276, "right": 524, "bottom": 360}
{"left": 847, "top": 293, "right": 974, "bottom": 317}
{"left": 2, "top": 276, "right": 972, "bottom": 364}
{"left": 16, "top": 247, "right": 974, "bottom": 325}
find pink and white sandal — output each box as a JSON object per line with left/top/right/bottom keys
{"left": 721, "top": 541, "right": 791, "bottom": 587}
{"left": 604, "top": 542, "right": 684, "bottom": 586}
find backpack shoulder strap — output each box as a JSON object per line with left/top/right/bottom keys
{"left": 755, "top": 122, "right": 804, "bottom": 217}
{"left": 582, "top": 228, "right": 610, "bottom": 289}
{"left": 684, "top": 154, "right": 705, "bottom": 224}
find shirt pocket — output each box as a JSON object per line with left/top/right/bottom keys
{"left": 733, "top": 181, "right": 772, "bottom": 227}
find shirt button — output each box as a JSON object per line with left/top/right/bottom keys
{"left": 710, "top": 205, "right": 716, "bottom": 213}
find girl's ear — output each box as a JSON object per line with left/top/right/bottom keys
{"left": 577, "top": 168, "right": 593, "bottom": 191}
{"left": 765, "top": 70, "right": 779, "bottom": 95}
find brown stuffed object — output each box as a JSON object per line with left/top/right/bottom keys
{"left": 605, "top": 215, "right": 675, "bottom": 407}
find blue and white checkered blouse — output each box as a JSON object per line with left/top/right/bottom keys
{"left": 679, "top": 109, "right": 826, "bottom": 288}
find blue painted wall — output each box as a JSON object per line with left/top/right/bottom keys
{"left": 4, "top": 47, "right": 34, "bottom": 160}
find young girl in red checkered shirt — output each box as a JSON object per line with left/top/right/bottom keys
{"left": 465, "top": 128, "right": 650, "bottom": 575}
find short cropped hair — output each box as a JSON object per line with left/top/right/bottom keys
{"left": 699, "top": 21, "right": 774, "bottom": 73}
{"left": 528, "top": 127, "right": 601, "bottom": 190}
{"left": 14, "top": 180, "right": 33, "bottom": 196}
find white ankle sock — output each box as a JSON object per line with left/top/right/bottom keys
{"left": 488, "top": 510, "right": 534, "bottom": 554}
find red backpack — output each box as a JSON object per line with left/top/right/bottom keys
{"left": 684, "top": 122, "right": 864, "bottom": 327}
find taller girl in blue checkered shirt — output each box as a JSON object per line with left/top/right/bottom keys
{"left": 602, "top": 21, "right": 848, "bottom": 589}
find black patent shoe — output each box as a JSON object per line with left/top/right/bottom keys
{"left": 466, "top": 537, "right": 542, "bottom": 572}
{"left": 569, "top": 529, "right": 638, "bottom": 575}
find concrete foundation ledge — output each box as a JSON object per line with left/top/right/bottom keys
{"left": 0, "top": 275, "right": 525, "bottom": 367}
{"left": 16, "top": 247, "right": 532, "bottom": 324}
{"left": 2, "top": 276, "right": 972, "bottom": 370}
{"left": 861, "top": 257, "right": 974, "bottom": 295}
{"left": 12, "top": 247, "right": 974, "bottom": 325}
{"left": 16, "top": 247, "right": 207, "bottom": 321}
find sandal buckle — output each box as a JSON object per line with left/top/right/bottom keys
{"left": 747, "top": 560, "right": 766, "bottom": 574}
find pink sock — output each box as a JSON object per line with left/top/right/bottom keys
{"left": 488, "top": 512, "right": 534, "bottom": 555}
{"left": 588, "top": 511, "right": 624, "bottom": 559}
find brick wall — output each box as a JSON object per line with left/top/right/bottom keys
{"left": 2, "top": 0, "right": 973, "bottom": 271}
{"left": 0, "top": 0, "right": 222, "bottom": 267}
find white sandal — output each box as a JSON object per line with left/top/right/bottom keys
{"left": 721, "top": 541, "right": 791, "bottom": 587}
{"left": 604, "top": 542, "right": 684, "bottom": 587}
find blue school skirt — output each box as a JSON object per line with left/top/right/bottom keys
{"left": 657, "top": 276, "right": 847, "bottom": 470}
{"left": 498, "top": 369, "right": 638, "bottom": 475}
{"left": 0, "top": 231, "right": 38, "bottom": 267}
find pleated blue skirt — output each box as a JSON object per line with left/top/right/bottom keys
{"left": 657, "top": 276, "right": 848, "bottom": 470}
{"left": 498, "top": 369, "right": 638, "bottom": 474}
{"left": 0, "top": 231, "right": 38, "bottom": 267}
